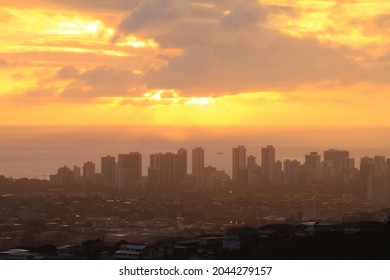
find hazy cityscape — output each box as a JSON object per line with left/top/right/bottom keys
{"left": 1, "top": 144, "right": 390, "bottom": 259}
{"left": 1, "top": 0, "right": 390, "bottom": 263}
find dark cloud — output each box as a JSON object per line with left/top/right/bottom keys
{"left": 59, "top": 65, "right": 143, "bottom": 99}
{"left": 374, "top": 14, "right": 390, "bottom": 31}
{"left": 145, "top": 37, "right": 364, "bottom": 96}
{"left": 0, "top": 59, "right": 8, "bottom": 67}
{"left": 119, "top": 0, "right": 190, "bottom": 33}
{"left": 57, "top": 66, "right": 80, "bottom": 79}
{"left": 114, "top": 0, "right": 368, "bottom": 96}
{"left": 219, "top": 3, "right": 263, "bottom": 30}
{"left": 362, "top": 13, "right": 390, "bottom": 36}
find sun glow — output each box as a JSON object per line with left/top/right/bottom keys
{"left": 185, "top": 97, "right": 214, "bottom": 105}
{"left": 117, "top": 35, "right": 159, "bottom": 49}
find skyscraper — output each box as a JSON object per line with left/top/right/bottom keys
{"left": 323, "top": 149, "right": 349, "bottom": 173}
{"left": 360, "top": 156, "right": 375, "bottom": 184}
{"left": 159, "top": 153, "right": 176, "bottom": 188}
{"left": 83, "top": 161, "right": 95, "bottom": 185}
{"left": 101, "top": 155, "right": 115, "bottom": 188}
{"left": 305, "top": 152, "right": 322, "bottom": 182}
{"left": 73, "top": 165, "right": 82, "bottom": 184}
{"left": 148, "top": 154, "right": 160, "bottom": 187}
{"left": 247, "top": 155, "right": 257, "bottom": 169}
{"left": 261, "top": 145, "right": 275, "bottom": 184}
{"left": 176, "top": 148, "right": 187, "bottom": 186}
{"left": 148, "top": 152, "right": 177, "bottom": 188}
{"left": 283, "top": 159, "right": 301, "bottom": 186}
{"left": 191, "top": 147, "right": 205, "bottom": 188}
{"left": 117, "top": 152, "right": 142, "bottom": 189}
{"left": 232, "top": 145, "right": 247, "bottom": 187}
{"left": 192, "top": 147, "right": 205, "bottom": 176}
{"left": 118, "top": 152, "right": 142, "bottom": 179}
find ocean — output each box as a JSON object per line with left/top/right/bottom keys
{"left": 1, "top": 126, "right": 390, "bottom": 179}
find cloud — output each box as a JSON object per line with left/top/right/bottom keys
{"left": 59, "top": 65, "right": 143, "bottom": 99}
{"left": 113, "top": 0, "right": 367, "bottom": 96}
{"left": 119, "top": 0, "right": 190, "bottom": 33}
{"left": 0, "top": 59, "right": 8, "bottom": 67}
{"left": 56, "top": 66, "right": 80, "bottom": 79}
{"left": 2, "top": 0, "right": 142, "bottom": 12}
{"left": 219, "top": 2, "right": 263, "bottom": 30}
{"left": 363, "top": 13, "right": 390, "bottom": 36}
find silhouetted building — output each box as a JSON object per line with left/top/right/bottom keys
{"left": 204, "top": 166, "right": 230, "bottom": 189}
{"left": 73, "top": 165, "right": 82, "bottom": 184}
{"left": 368, "top": 175, "right": 390, "bottom": 202}
{"left": 374, "top": 156, "right": 386, "bottom": 176}
{"left": 305, "top": 152, "right": 322, "bottom": 182}
{"left": 50, "top": 166, "right": 73, "bottom": 186}
{"left": 283, "top": 160, "right": 301, "bottom": 186}
{"left": 101, "top": 155, "right": 115, "bottom": 188}
{"left": 247, "top": 155, "right": 257, "bottom": 169}
{"left": 232, "top": 146, "right": 247, "bottom": 187}
{"left": 248, "top": 157, "right": 261, "bottom": 188}
{"left": 386, "top": 159, "right": 390, "bottom": 175}
{"left": 323, "top": 149, "right": 349, "bottom": 178}
{"left": 274, "top": 160, "right": 283, "bottom": 185}
{"left": 261, "top": 145, "right": 275, "bottom": 184}
{"left": 160, "top": 153, "right": 176, "bottom": 188}
{"left": 324, "top": 149, "right": 349, "bottom": 171}
{"left": 192, "top": 147, "right": 205, "bottom": 187}
{"left": 360, "top": 157, "right": 375, "bottom": 184}
{"left": 176, "top": 148, "right": 187, "bottom": 187}
{"left": 148, "top": 153, "right": 176, "bottom": 188}
{"left": 83, "top": 161, "right": 95, "bottom": 185}
{"left": 118, "top": 152, "right": 142, "bottom": 179}
{"left": 117, "top": 152, "right": 142, "bottom": 189}
{"left": 323, "top": 149, "right": 356, "bottom": 184}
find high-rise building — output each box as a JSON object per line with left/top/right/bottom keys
{"left": 283, "top": 159, "right": 301, "bottom": 186}
{"left": 101, "top": 155, "right": 115, "bottom": 188}
{"left": 323, "top": 149, "right": 349, "bottom": 173}
{"left": 305, "top": 152, "right": 322, "bottom": 182}
{"left": 261, "top": 145, "right": 275, "bottom": 184}
{"left": 274, "top": 160, "right": 283, "bottom": 185}
{"left": 148, "top": 154, "right": 160, "bottom": 188}
{"left": 176, "top": 148, "right": 187, "bottom": 186}
{"left": 118, "top": 152, "right": 142, "bottom": 180}
{"left": 83, "top": 161, "right": 95, "bottom": 184}
{"left": 192, "top": 147, "right": 205, "bottom": 176}
{"left": 247, "top": 155, "right": 257, "bottom": 169}
{"left": 368, "top": 175, "right": 390, "bottom": 202}
{"left": 73, "top": 165, "right": 82, "bottom": 184}
{"left": 159, "top": 153, "right": 176, "bottom": 188}
{"left": 148, "top": 152, "right": 179, "bottom": 188}
{"left": 360, "top": 157, "right": 375, "bottom": 184}
{"left": 386, "top": 159, "right": 390, "bottom": 175}
{"left": 323, "top": 149, "right": 352, "bottom": 184}
{"left": 54, "top": 166, "right": 73, "bottom": 186}
{"left": 374, "top": 155, "right": 386, "bottom": 175}
{"left": 117, "top": 152, "right": 142, "bottom": 189}
{"left": 232, "top": 145, "right": 247, "bottom": 186}
{"left": 192, "top": 147, "right": 205, "bottom": 188}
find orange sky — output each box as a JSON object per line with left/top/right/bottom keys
{"left": 0, "top": 0, "right": 389, "bottom": 127}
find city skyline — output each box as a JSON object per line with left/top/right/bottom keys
{"left": 2, "top": 132, "right": 390, "bottom": 179}
{"left": 47, "top": 144, "right": 390, "bottom": 189}
{"left": 2, "top": 0, "right": 390, "bottom": 264}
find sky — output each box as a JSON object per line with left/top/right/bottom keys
{"left": 0, "top": 0, "right": 390, "bottom": 128}
{"left": 1, "top": 0, "right": 390, "bottom": 178}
